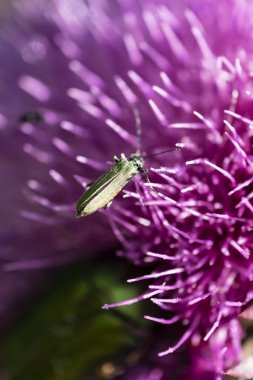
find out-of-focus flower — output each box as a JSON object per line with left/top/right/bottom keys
{"left": 120, "top": 342, "right": 183, "bottom": 380}
{"left": 0, "top": 0, "right": 120, "bottom": 328}
{"left": 1, "top": 0, "right": 253, "bottom": 377}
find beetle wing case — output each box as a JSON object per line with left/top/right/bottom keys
{"left": 76, "top": 154, "right": 141, "bottom": 217}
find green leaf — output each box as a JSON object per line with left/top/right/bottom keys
{"left": 3, "top": 262, "right": 143, "bottom": 380}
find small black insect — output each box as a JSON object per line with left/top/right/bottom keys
{"left": 19, "top": 111, "right": 43, "bottom": 124}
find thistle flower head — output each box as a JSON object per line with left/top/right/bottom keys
{"left": 2, "top": 0, "right": 253, "bottom": 376}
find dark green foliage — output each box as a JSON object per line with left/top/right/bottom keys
{"left": 3, "top": 263, "right": 142, "bottom": 380}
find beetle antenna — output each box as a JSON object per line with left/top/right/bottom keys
{"left": 143, "top": 146, "right": 181, "bottom": 159}
{"left": 133, "top": 108, "right": 142, "bottom": 156}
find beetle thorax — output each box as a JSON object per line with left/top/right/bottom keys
{"left": 129, "top": 153, "right": 144, "bottom": 169}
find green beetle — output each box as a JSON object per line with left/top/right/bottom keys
{"left": 76, "top": 152, "right": 144, "bottom": 217}
{"left": 75, "top": 110, "right": 179, "bottom": 217}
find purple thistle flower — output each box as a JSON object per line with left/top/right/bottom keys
{"left": 1, "top": 0, "right": 253, "bottom": 377}
{"left": 0, "top": 0, "right": 119, "bottom": 313}
{"left": 100, "top": 1, "right": 253, "bottom": 372}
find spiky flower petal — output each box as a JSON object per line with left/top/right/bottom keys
{"left": 1, "top": 0, "right": 253, "bottom": 377}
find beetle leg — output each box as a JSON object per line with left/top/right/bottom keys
{"left": 86, "top": 181, "right": 94, "bottom": 189}
{"left": 103, "top": 201, "right": 112, "bottom": 209}
{"left": 140, "top": 168, "right": 159, "bottom": 196}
